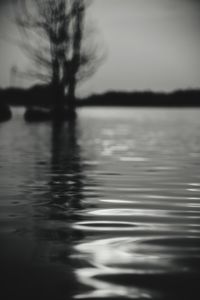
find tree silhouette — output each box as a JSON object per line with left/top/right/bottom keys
{"left": 16, "top": 0, "right": 104, "bottom": 113}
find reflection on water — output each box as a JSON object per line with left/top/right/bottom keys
{"left": 0, "top": 108, "right": 200, "bottom": 299}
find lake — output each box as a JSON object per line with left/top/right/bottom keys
{"left": 0, "top": 108, "right": 200, "bottom": 300}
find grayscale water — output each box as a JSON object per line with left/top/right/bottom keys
{"left": 0, "top": 108, "right": 200, "bottom": 300}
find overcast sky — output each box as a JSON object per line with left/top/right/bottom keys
{"left": 0, "top": 0, "right": 200, "bottom": 95}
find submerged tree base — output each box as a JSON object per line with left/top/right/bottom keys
{"left": 24, "top": 107, "right": 76, "bottom": 122}
{"left": 0, "top": 103, "right": 12, "bottom": 122}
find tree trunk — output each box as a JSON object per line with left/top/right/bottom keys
{"left": 66, "top": 1, "right": 85, "bottom": 115}
{"left": 52, "top": 59, "right": 65, "bottom": 112}
{"left": 68, "top": 76, "right": 76, "bottom": 113}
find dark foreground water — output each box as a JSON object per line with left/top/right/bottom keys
{"left": 0, "top": 108, "right": 200, "bottom": 300}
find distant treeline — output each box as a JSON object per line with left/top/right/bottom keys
{"left": 0, "top": 86, "right": 54, "bottom": 107}
{"left": 81, "top": 90, "right": 200, "bottom": 107}
{"left": 1, "top": 85, "right": 200, "bottom": 107}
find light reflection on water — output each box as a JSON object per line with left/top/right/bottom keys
{"left": 0, "top": 108, "right": 200, "bottom": 299}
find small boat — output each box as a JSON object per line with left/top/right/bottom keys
{"left": 24, "top": 107, "right": 51, "bottom": 122}
{"left": 24, "top": 106, "right": 76, "bottom": 122}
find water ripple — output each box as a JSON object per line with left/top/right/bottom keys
{"left": 1, "top": 108, "right": 200, "bottom": 299}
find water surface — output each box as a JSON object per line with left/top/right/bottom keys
{"left": 0, "top": 108, "right": 200, "bottom": 299}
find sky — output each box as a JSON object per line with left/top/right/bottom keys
{"left": 0, "top": 0, "right": 200, "bottom": 95}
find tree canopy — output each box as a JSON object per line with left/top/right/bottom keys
{"left": 15, "top": 0, "right": 105, "bottom": 110}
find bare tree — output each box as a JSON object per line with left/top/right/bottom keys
{"left": 15, "top": 0, "right": 104, "bottom": 113}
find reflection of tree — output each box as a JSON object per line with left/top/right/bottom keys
{"left": 34, "top": 120, "right": 86, "bottom": 247}
{"left": 30, "top": 120, "right": 87, "bottom": 299}
{"left": 50, "top": 120, "right": 85, "bottom": 215}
